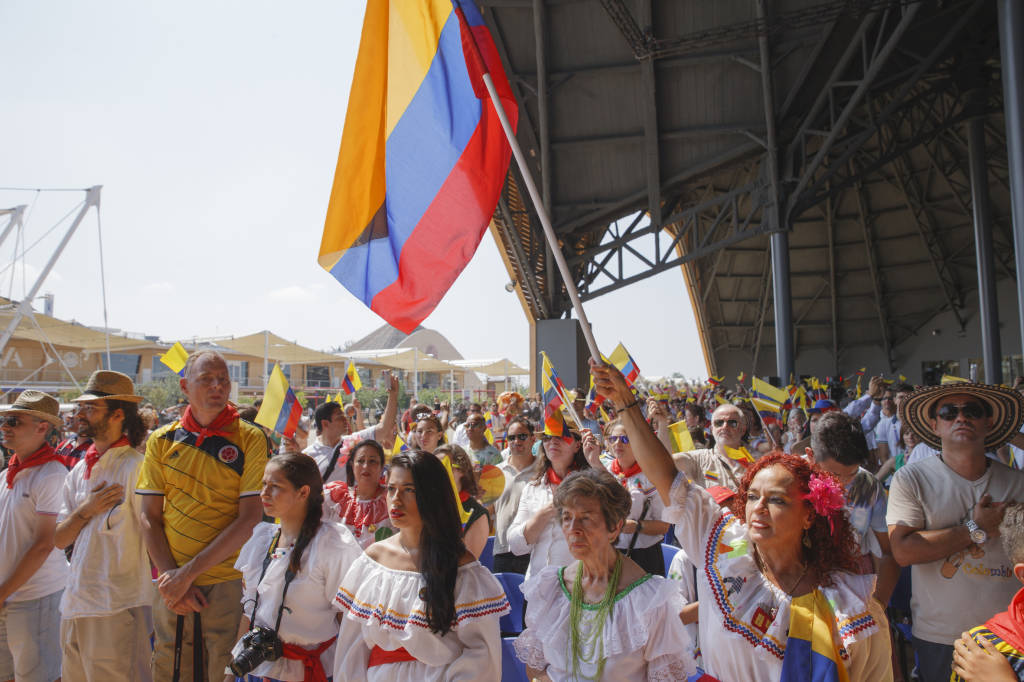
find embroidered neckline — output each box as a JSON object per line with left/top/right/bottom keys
{"left": 556, "top": 566, "right": 652, "bottom": 610}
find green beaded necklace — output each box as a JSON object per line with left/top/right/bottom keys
{"left": 568, "top": 555, "right": 623, "bottom": 681}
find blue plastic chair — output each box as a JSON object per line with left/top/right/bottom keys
{"left": 494, "top": 572, "right": 525, "bottom": 635}
{"left": 887, "top": 566, "right": 915, "bottom": 679}
{"left": 480, "top": 535, "right": 495, "bottom": 571}
{"left": 661, "top": 543, "right": 680, "bottom": 576}
{"left": 501, "top": 636, "right": 529, "bottom": 682}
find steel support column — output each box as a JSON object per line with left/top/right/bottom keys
{"left": 968, "top": 114, "right": 1002, "bottom": 383}
{"left": 532, "top": 0, "right": 556, "bottom": 312}
{"left": 999, "top": 0, "right": 1024, "bottom": 358}
{"left": 757, "top": 0, "right": 793, "bottom": 380}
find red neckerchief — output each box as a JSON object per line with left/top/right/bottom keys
{"left": 180, "top": 404, "right": 238, "bottom": 447}
{"left": 6, "top": 443, "right": 60, "bottom": 489}
{"left": 84, "top": 435, "right": 130, "bottom": 480}
{"left": 547, "top": 467, "right": 566, "bottom": 486}
{"left": 609, "top": 458, "right": 642, "bottom": 483}
{"left": 281, "top": 636, "right": 336, "bottom": 682}
{"left": 987, "top": 586, "right": 1024, "bottom": 653}
{"left": 459, "top": 490, "right": 471, "bottom": 503}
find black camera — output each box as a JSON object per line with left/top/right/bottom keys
{"left": 229, "top": 626, "right": 283, "bottom": 676}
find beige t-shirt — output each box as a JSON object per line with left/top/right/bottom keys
{"left": 673, "top": 447, "right": 748, "bottom": 491}
{"left": 887, "top": 455, "right": 1024, "bottom": 645}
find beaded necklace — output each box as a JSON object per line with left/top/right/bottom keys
{"left": 568, "top": 555, "right": 623, "bottom": 681}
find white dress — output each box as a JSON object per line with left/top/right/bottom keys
{"left": 233, "top": 521, "right": 363, "bottom": 681}
{"left": 663, "top": 473, "right": 893, "bottom": 682}
{"left": 513, "top": 565, "right": 696, "bottom": 681}
{"left": 333, "top": 553, "right": 510, "bottom": 681}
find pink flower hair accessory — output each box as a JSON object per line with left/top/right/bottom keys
{"left": 806, "top": 473, "right": 845, "bottom": 522}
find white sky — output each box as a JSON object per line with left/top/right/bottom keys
{"left": 0, "top": 0, "right": 708, "bottom": 379}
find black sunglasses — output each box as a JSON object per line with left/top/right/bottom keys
{"left": 936, "top": 402, "right": 986, "bottom": 421}
{"left": 712, "top": 418, "right": 739, "bottom": 428}
{"left": 507, "top": 433, "right": 530, "bottom": 442}
{"left": 2, "top": 416, "right": 22, "bottom": 428}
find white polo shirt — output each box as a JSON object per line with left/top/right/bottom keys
{"left": 0, "top": 460, "right": 68, "bottom": 602}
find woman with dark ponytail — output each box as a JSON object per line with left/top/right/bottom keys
{"left": 226, "top": 453, "right": 361, "bottom": 682}
{"left": 333, "top": 450, "right": 509, "bottom": 681}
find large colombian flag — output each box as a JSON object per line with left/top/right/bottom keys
{"left": 318, "top": 0, "right": 518, "bottom": 333}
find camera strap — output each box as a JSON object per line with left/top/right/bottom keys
{"left": 322, "top": 442, "right": 344, "bottom": 483}
{"left": 247, "top": 527, "right": 298, "bottom": 633}
{"left": 625, "top": 497, "right": 651, "bottom": 557}
{"left": 171, "top": 612, "right": 204, "bottom": 682}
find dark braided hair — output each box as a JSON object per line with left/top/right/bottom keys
{"left": 389, "top": 450, "right": 465, "bottom": 635}
{"left": 268, "top": 453, "right": 324, "bottom": 575}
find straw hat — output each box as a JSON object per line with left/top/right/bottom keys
{"left": 899, "top": 383, "right": 1024, "bottom": 450}
{"left": 73, "top": 370, "right": 143, "bottom": 403}
{"left": 3, "top": 390, "right": 63, "bottom": 426}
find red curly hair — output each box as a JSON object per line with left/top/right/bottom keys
{"left": 728, "top": 451, "right": 860, "bottom": 586}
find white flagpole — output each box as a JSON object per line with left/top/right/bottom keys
{"left": 458, "top": 13, "right": 602, "bottom": 364}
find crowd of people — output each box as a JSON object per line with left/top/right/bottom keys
{"left": 2, "top": 350, "right": 1024, "bottom": 681}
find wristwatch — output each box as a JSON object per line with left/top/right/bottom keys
{"left": 966, "top": 518, "right": 988, "bottom": 545}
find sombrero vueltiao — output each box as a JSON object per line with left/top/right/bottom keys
{"left": 899, "top": 383, "right": 1024, "bottom": 450}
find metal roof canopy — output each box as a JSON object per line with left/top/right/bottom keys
{"left": 483, "top": 0, "right": 1022, "bottom": 381}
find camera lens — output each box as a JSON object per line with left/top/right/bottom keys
{"left": 229, "top": 647, "right": 266, "bottom": 677}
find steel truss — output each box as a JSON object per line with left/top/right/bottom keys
{"left": 489, "top": 0, "right": 1000, "bottom": 357}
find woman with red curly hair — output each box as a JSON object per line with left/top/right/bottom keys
{"left": 592, "top": 361, "right": 893, "bottom": 682}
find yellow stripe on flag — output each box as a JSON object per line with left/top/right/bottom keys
{"left": 752, "top": 376, "right": 788, "bottom": 404}
{"left": 439, "top": 452, "right": 471, "bottom": 524}
{"left": 669, "top": 421, "right": 694, "bottom": 454}
{"left": 159, "top": 341, "right": 189, "bottom": 375}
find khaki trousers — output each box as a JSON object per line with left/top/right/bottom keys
{"left": 61, "top": 606, "right": 153, "bottom": 682}
{"left": 151, "top": 580, "right": 242, "bottom": 682}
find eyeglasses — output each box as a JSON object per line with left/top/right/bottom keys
{"left": 2, "top": 416, "right": 23, "bottom": 428}
{"left": 507, "top": 433, "right": 530, "bottom": 442}
{"left": 936, "top": 402, "right": 986, "bottom": 421}
{"left": 607, "top": 435, "right": 629, "bottom": 445}
{"left": 712, "top": 418, "right": 739, "bottom": 428}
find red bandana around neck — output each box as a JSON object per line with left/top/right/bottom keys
{"left": 181, "top": 404, "right": 238, "bottom": 447}
{"left": 987, "top": 586, "right": 1024, "bottom": 653}
{"left": 458, "top": 490, "right": 471, "bottom": 504}
{"left": 547, "top": 467, "right": 568, "bottom": 486}
{"left": 609, "top": 458, "right": 642, "bottom": 482}
{"left": 6, "top": 443, "right": 60, "bottom": 489}
{"left": 84, "top": 435, "right": 130, "bottom": 480}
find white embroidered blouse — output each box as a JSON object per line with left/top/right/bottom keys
{"left": 514, "top": 565, "right": 696, "bottom": 681}
{"left": 663, "top": 473, "right": 893, "bottom": 682}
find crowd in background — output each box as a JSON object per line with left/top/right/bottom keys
{"left": 1, "top": 353, "right": 1024, "bottom": 681}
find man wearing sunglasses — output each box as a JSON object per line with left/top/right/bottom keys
{"left": 54, "top": 370, "right": 153, "bottom": 681}
{"left": 493, "top": 416, "right": 537, "bottom": 574}
{"left": 672, "top": 403, "right": 750, "bottom": 491}
{"left": 0, "top": 391, "right": 68, "bottom": 682}
{"left": 888, "top": 384, "right": 1024, "bottom": 682}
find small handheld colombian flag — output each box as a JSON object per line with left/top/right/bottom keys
{"left": 318, "top": 0, "right": 517, "bottom": 333}
{"left": 540, "top": 351, "right": 570, "bottom": 438}
{"left": 342, "top": 361, "right": 362, "bottom": 395}
{"left": 159, "top": 342, "right": 189, "bottom": 377}
{"left": 255, "top": 364, "right": 303, "bottom": 439}
{"left": 608, "top": 342, "right": 641, "bottom": 385}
